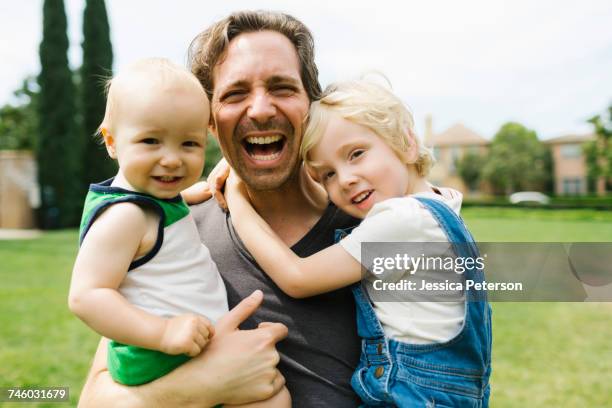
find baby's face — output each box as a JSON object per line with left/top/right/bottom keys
{"left": 108, "top": 82, "right": 209, "bottom": 199}
{"left": 307, "top": 114, "right": 413, "bottom": 218}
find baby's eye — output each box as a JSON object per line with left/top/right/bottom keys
{"left": 141, "top": 138, "right": 159, "bottom": 145}
{"left": 349, "top": 149, "right": 365, "bottom": 160}
{"left": 183, "top": 140, "right": 201, "bottom": 147}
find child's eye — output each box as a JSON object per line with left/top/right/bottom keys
{"left": 141, "top": 138, "right": 159, "bottom": 145}
{"left": 183, "top": 141, "right": 201, "bottom": 148}
{"left": 349, "top": 149, "right": 365, "bottom": 160}
{"left": 323, "top": 171, "right": 336, "bottom": 181}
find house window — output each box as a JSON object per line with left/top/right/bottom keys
{"left": 562, "top": 178, "right": 583, "bottom": 195}
{"left": 560, "top": 144, "right": 581, "bottom": 158}
{"left": 449, "top": 147, "right": 461, "bottom": 174}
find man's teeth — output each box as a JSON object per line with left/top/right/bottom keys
{"left": 245, "top": 135, "right": 282, "bottom": 144}
{"left": 251, "top": 152, "right": 281, "bottom": 161}
{"left": 353, "top": 191, "right": 371, "bottom": 203}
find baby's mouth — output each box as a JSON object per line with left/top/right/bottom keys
{"left": 243, "top": 135, "right": 286, "bottom": 161}
{"left": 153, "top": 176, "right": 183, "bottom": 183}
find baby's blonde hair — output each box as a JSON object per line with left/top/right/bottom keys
{"left": 98, "top": 58, "right": 206, "bottom": 138}
{"left": 301, "top": 79, "right": 434, "bottom": 177}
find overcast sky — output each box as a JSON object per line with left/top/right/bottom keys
{"left": 2, "top": 0, "right": 611, "bottom": 139}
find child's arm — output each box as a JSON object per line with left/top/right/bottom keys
{"left": 225, "top": 175, "right": 362, "bottom": 298}
{"left": 69, "top": 202, "right": 213, "bottom": 356}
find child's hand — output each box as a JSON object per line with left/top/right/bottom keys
{"left": 160, "top": 314, "right": 214, "bottom": 357}
{"left": 181, "top": 181, "right": 213, "bottom": 205}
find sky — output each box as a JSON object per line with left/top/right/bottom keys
{"left": 1, "top": 0, "right": 612, "bottom": 140}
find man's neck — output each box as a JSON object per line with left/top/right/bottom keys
{"left": 246, "top": 175, "right": 326, "bottom": 247}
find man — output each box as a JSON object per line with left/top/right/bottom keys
{"left": 79, "top": 11, "right": 360, "bottom": 407}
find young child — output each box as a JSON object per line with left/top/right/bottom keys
{"left": 69, "top": 58, "right": 291, "bottom": 407}
{"left": 225, "top": 79, "right": 492, "bottom": 407}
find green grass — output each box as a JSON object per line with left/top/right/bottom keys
{"left": 0, "top": 208, "right": 611, "bottom": 407}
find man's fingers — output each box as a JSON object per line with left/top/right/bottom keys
{"left": 214, "top": 189, "right": 228, "bottom": 211}
{"left": 215, "top": 290, "right": 263, "bottom": 334}
{"left": 258, "top": 322, "right": 289, "bottom": 344}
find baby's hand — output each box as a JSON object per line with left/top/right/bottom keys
{"left": 160, "top": 314, "right": 214, "bottom": 357}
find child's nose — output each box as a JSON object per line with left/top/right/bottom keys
{"left": 338, "top": 171, "right": 358, "bottom": 189}
{"left": 160, "top": 151, "right": 182, "bottom": 168}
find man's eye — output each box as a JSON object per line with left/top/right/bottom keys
{"left": 222, "top": 90, "right": 247, "bottom": 102}
{"left": 141, "top": 138, "right": 159, "bottom": 145}
{"left": 349, "top": 149, "right": 365, "bottom": 160}
{"left": 271, "top": 86, "right": 296, "bottom": 96}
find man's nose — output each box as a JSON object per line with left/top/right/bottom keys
{"left": 247, "top": 92, "right": 276, "bottom": 123}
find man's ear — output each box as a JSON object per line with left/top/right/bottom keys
{"left": 101, "top": 128, "right": 117, "bottom": 159}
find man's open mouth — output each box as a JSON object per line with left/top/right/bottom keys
{"left": 242, "top": 135, "right": 286, "bottom": 161}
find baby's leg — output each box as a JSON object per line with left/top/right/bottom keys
{"left": 226, "top": 386, "right": 291, "bottom": 407}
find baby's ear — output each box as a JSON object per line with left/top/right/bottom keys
{"left": 101, "top": 128, "right": 117, "bottom": 159}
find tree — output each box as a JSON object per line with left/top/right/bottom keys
{"left": 456, "top": 151, "right": 485, "bottom": 192}
{"left": 481, "top": 122, "right": 550, "bottom": 195}
{"left": 0, "top": 77, "right": 39, "bottom": 150}
{"left": 38, "top": 0, "right": 82, "bottom": 228}
{"left": 585, "top": 104, "right": 612, "bottom": 195}
{"left": 81, "top": 0, "right": 115, "bottom": 186}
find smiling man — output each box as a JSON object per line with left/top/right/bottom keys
{"left": 189, "top": 11, "right": 361, "bottom": 406}
{"left": 78, "top": 10, "right": 360, "bottom": 407}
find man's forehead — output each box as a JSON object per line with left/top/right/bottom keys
{"left": 212, "top": 31, "right": 303, "bottom": 92}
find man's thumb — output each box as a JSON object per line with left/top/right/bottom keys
{"left": 216, "top": 290, "right": 263, "bottom": 333}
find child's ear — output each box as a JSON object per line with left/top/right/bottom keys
{"left": 101, "top": 128, "right": 117, "bottom": 159}
{"left": 401, "top": 129, "right": 420, "bottom": 164}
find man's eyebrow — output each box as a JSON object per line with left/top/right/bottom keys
{"left": 219, "top": 79, "right": 250, "bottom": 93}
{"left": 266, "top": 75, "right": 301, "bottom": 87}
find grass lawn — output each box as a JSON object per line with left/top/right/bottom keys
{"left": 0, "top": 207, "right": 611, "bottom": 407}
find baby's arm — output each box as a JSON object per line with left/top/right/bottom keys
{"left": 69, "top": 203, "right": 212, "bottom": 356}
{"left": 225, "top": 176, "right": 362, "bottom": 298}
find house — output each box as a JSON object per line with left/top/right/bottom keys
{"left": 424, "top": 115, "right": 595, "bottom": 196}
{"left": 424, "top": 116, "right": 489, "bottom": 194}
{"left": 0, "top": 150, "right": 38, "bottom": 228}
{"left": 543, "top": 133, "right": 595, "bottom": 195}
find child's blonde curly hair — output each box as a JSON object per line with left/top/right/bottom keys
{"left": 301, "top": 79, "right": 434, "bottom": 177}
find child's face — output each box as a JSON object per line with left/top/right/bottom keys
{"left": 106, "top": 83, "right": 208, "bottom": 199}
{"left": 308, "top": 114, "right": 414, "bottom": 218}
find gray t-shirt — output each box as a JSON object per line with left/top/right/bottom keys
{"left": 191, "top": 200, "right": 361, "bottom": 406}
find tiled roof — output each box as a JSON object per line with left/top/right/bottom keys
{"left": 543, "top": 133, "right": 596, "bottom": 144}
{"left": 429, "top": 123, "right": 489, "bottom": 147}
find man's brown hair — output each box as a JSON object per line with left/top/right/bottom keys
{"left": 188, "top": 10, "right": 321, "bottom": 102}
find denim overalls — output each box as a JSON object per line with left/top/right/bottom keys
{"left": 337, "top": 197, "right": 492, "bottom": 407}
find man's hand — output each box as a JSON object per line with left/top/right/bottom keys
{"left": 78, "top": 290, "right": 288, "bottom": 408}
{"left": 160, "top": 314, "right": 213, "bottom": 356}
{"left": 206, "top": 158, "right": 230, "bottom": 211}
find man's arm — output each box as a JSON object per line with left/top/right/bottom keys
{"left": 78, "top": 291, "right": 288, "bottom": 407}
